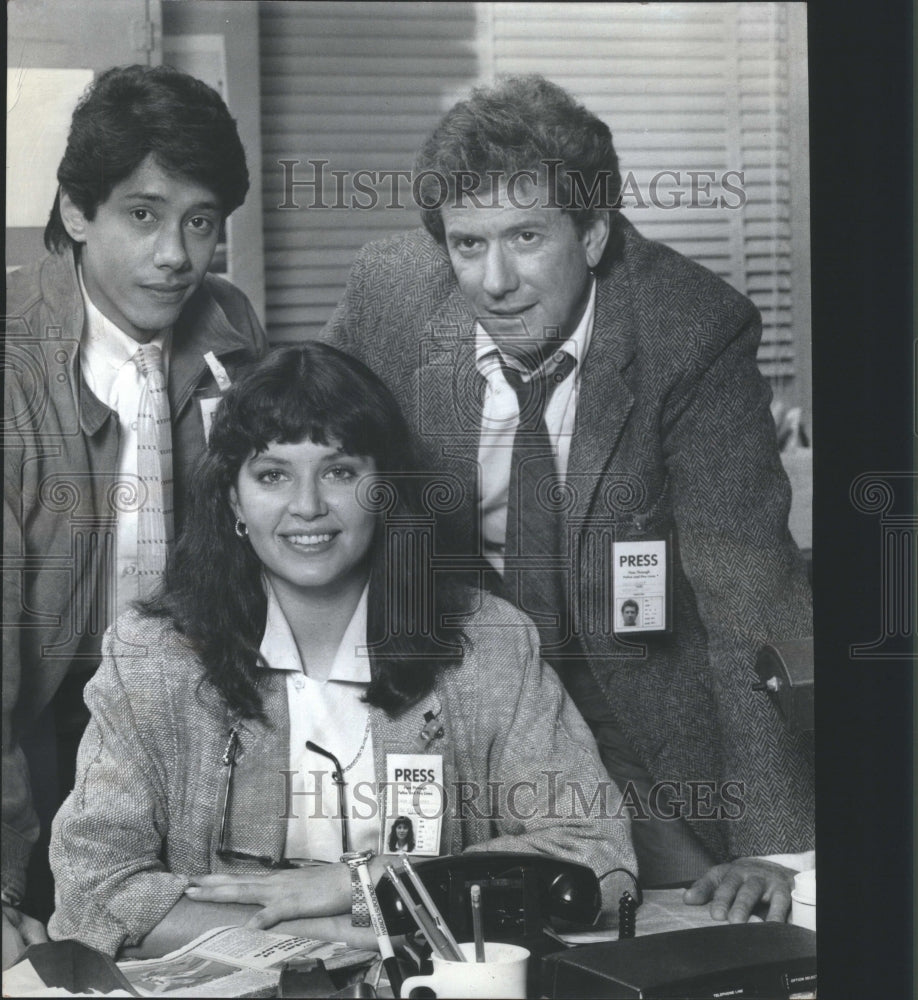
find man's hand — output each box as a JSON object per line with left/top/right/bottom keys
{"left": 683, "top": 858, "right": 796, "bottom": 923}
{"left": 185, "top": 864, "right": 352, "bottom": 929}
{"left": 2, "top": 902, "right": 48, "bottom": 971}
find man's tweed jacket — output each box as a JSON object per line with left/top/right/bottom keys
{"left": 322, "top": 219, "right": 814, "bottom": 862}
{"left": 48, "top": 597, "right": 636, "bottom": 955}
{"left": 3, "top": 249, "right": 267, "bottom": 902}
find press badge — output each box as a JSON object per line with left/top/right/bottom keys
{"left": 612, "top": 538, "right": 671, "bottom": 634}
{"left": 383, "top": 754, "right": 444, "bottom": 857}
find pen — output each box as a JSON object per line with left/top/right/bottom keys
{"left": 386, "top": 864, "right": 453, "bottom": 960}
{"left": 352, "top": 859, "right": 404, "bottom": 996}
{"left": 401, "top": 857, "right": 464, "bottom": 962}
{"left": 471, "top": 884, "right": 485, "bottom": 962}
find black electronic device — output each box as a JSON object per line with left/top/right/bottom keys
{"left": 541, "top": 922, "right": 817, "bottom": 999}
{"left": 277, "top": 957, "right": 338, "bottom": 998}
{"left": 20, "top": 941, "right": 140, "bottom": 996}
{"left": 753, "top": 638, "right": 814, "bottom": 732}
{"left": 375, "top": 851, "right": 602, "bottom": 941}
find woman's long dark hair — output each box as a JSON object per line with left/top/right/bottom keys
{"left": 388, "top": 816, "right": 416, "bottom": 852}
{"left": 144, "top": 343, "right": 471, "bottom": 721}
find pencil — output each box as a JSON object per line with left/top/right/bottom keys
{"left": 471, "top": 884, "right": 485, "bottom": 962}
{"left": 354, "top": 860, "right": 404, "bottom": 996}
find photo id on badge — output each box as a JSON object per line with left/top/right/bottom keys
{"left": 613, "top": 538, "right": 670, "bottom": 633}
{"left": 383, "top": 754, "right": 444, "bottom": 857}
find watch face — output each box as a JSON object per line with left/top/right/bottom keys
{"left": 342, "top": 850, "right": 374, "bottom": 864}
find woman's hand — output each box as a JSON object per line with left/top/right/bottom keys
{"left": 2, "top": 903, "right": 48, "bottom": 971}
{"left": 185, "top": 864, "right": 351, "bottom": 929}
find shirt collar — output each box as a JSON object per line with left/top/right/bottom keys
{"left": 258, "top": 580, "right": 371, "bottom": 684}
{"left": 474, "top": 277, "right": 596, "bottom": 381}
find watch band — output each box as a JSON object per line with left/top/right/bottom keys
{"left": 341, "top": 850, "right": 375, "bottom": 927}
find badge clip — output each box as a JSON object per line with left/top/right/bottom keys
{"left": 418, "top": 709, "right": 444, "bottom": 746}
{"left": 203, "top": 350, "right": 232, "bottom": 392}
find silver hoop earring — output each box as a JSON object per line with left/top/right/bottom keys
{"left": 234, "top": 518, "right": 248, "bottom": 538}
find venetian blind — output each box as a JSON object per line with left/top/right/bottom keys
{"left": 736, "top": 3, "right": 796, "bottom": 387}
{"left": 259, "top": 1, "right": 478, "bottom": 339}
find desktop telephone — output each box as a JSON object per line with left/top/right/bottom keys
{"left": 375, "top": 851, "right": 602, "bottom": 940}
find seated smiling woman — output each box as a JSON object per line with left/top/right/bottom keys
{"left": 48, "top": 343, "right": 636, "bottom": 958}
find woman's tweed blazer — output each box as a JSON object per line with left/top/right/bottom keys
{"left": 49, "top": 594, "right": 636, "bottom": 955}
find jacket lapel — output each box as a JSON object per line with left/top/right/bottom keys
{"left": 168, "top": 281, "right": 258, "bottom": 418}
{"left": 217, "top": 674, "right": 291, "bottom": 865}
{"left": 408, "top": 287, "right": 482, "bottom": 546}
{"left": 39, "top": 250, "right": 113, "bottom": 437}
{"left": 568, "top": 265, "right": 637, "bottom": 523}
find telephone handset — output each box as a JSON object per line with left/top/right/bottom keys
{"left": 375, "top": 851, "right": 602, "bottom": 940}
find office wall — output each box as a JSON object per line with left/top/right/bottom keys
{"left": 161, "top": 0, "right": 265, "bottom": 323}
{"left": 6, "top": 0, "right": 162, "bottom": 266}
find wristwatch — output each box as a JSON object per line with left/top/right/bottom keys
{"left": 341, "top": 850, "right": 375, "bottom": 927}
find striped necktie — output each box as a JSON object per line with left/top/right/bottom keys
{"left": 501, "top": 351, "right": 577, "bottom": 659}
{"left": 132, "top": 344, "right": 174, "bottom": 597}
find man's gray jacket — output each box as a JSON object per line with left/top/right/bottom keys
{"left": 322, "top": 219, "right": 815, "bottom": 863}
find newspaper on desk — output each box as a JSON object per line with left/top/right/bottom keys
{"left": 116, "top": 925, "right": 376, "bottom": 998}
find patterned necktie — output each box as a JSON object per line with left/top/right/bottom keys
{"left": 501, "top": 351, "right": 577, "bottom": 659}
{"left": 132, "top": 344, "right": 174, "bottom": 597}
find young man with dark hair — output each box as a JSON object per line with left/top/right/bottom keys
{"left": 3, "top": 64, "right": 267, "bottom": 968}
{"left": 324, "top": 75, "right": 814, "bottom": 922}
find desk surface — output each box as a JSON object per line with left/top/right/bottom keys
{"left": 1, "top": 893, "right": 769, "bottom": 997}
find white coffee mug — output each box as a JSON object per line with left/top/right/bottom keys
{"left": 790, "top": 868, "right": 816, "bottom": 931}
{"left": 401, "top": 941, "right": 530, "bottom": 999}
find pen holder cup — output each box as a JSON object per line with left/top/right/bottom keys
{"left": 790, "top": 868, "right": 816, "bottom": 931}
{"left": 401, "top": 942, "right": 529, "bottom": 999}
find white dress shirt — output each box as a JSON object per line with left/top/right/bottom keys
{"left": 475, "top": 279, "right": 597, "bottom": 573}
{"left": 257, "top": 583, "right": 378, "bottom": 863}
{"left": 77, "top": 267, "right": 171, "bottom": 615}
